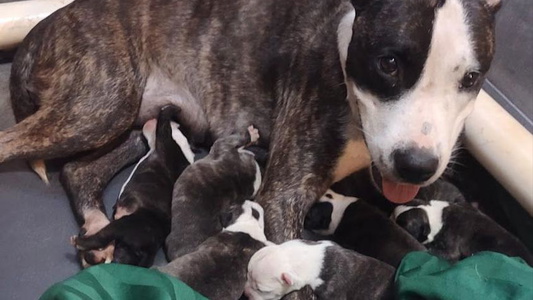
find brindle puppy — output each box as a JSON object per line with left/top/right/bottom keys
{"left": 166, "top": 125, "right": 262, "bottom": 260}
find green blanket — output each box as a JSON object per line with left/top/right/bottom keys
{"left": 396, "top": 251, "right": 533, "bottom": 300}
{"left": 40, "top": 264, "right": 207, "bottom": 300}
{"left": 41, "top": 252, "right": 533, "bottom": 300}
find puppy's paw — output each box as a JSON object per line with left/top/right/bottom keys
{"left": 79, "top": 244, "right": 115, "bottom": 268}
{"left": 82, "top": 212, "right": 110, "bottom": 236}
{"left": 70, "top": 235, "right": 79, "bottom": 247}
{"left": 75, "top": 212, "right": 113, "bottom": 268}
{"left": 248, "top": 125, "right": 260, "bottom": 143}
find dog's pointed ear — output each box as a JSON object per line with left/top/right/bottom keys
{"left": 484, "top": 0, "right": 502, "bottom": 14}
{"left": 281, "top": 272, "right": 294, "bottom": 286}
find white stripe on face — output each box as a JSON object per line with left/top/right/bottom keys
{"left": 348, "top": 0, "right": 479, "bottom": 183}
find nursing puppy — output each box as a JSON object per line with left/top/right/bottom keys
{"left": 393, "top": 200, "right": 533, "bottom": 266}
{"left": 305, "top": 189, "right": 425, "bottom": 267}
{"left": 416, "top": 179, "right": 466, "bottom": 204}
{"left": 158, "top": 201, "right": 268, "bottom": 300}
{"left": 166, "top": 125, "right": 262, "bottom": 259}
{"left": 245, "top": 239, "right": 394, "bottom": 300}
{"left": 71, "top": 106, "right": 194, "bottom": 267}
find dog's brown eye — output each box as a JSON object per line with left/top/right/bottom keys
{"left": 460, "top": 72, "right": 480, "bottom": 89}
{"left": 379, "top": 56, "right": 398, "bottom": 75}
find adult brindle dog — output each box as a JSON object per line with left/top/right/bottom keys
{"left": 1, "top": 0, "right": 500, "bottom": 268}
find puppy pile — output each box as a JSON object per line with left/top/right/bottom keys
{"left": 71, "top": 107, "right": 532, "bottom": 300}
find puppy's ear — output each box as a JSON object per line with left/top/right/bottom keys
{"left": 281, "top": 272, "right": 294, "bottom": 286}
{"left": 304, "top": 202, "right": 333, "bottom": 231}
{"left": 395, "top": 208, "right": 430, "bottom": 243}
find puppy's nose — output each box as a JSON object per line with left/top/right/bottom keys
{"left": 393, "top": 147, "right": 439, "bottom": 183}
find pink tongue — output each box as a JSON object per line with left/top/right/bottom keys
{"left": 382, "top": 178, "right": 420, "bottom": 204}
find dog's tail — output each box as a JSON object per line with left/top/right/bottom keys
{"left": 0, "top": 110, "right": 64, "bottom": 165}
{"left": 29, "top": 159, "right": 50, "bottom": 185}
{"left": 0, "top": 106, "right": 132, "bottom": 176}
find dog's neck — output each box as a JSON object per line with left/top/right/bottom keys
{"left": 331, "top": 7, "right": 371, "bottom": 182}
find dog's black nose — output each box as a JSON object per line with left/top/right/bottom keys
{"left": 393, "top": 147, "right": 439, "bottom": 183}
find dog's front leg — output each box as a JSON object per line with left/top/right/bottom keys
{"left": 256, "top": 102, "right": 347, "bottom": 300}
{"left": 61, "top": 130, "right": 147, "bottom": 267}
{"left": 256, "top": 102, "right": 346, "bottom": 244}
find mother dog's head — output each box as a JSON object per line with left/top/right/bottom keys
{"left": 339, "top": 0, "right": 501, "bottom": 203}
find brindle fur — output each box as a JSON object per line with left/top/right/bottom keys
{"left": 3, "top": 0, "right": 355, "bottom": 247}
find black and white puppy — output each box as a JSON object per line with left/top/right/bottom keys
{"left": 305, "top": 189, "right": 425, "bottom": 267}
{"left": 245, "top": 239, "right": 395, "bottom": 300}
{"left": 165, "top": 125, "right": 262, "bottom": 259}
{"left": 158, "top": 200, "right": 269, "bottom": 300}
{"left": 72, "top": 106, "right": 194, "bottom": 267}
{"left": 393, "top": 199, "right": 533, "bottom": 266}
{"left": 415, "top": 179, "right": 466, "bottom": 204}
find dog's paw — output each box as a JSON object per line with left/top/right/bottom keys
{"left": 248, "top": 125, "right": 260, "bottom": 143}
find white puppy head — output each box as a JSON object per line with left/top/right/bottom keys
{"left": 245, "top": 240, "right": 329, "bottom": 300}
{"left": 244, "top": 245, "right": 298, "bottom": 300}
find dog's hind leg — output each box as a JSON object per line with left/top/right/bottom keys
{"left": 61, "top": 130, "right": 147, "bottom": 267}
